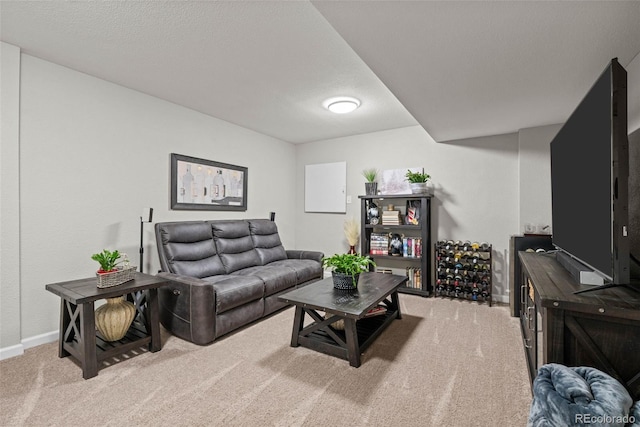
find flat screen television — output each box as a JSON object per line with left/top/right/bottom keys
{"left": 550, "top": 58, "right": 630, "bottom": 289}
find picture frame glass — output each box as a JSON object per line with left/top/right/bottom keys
{"left": 170, "top": 153, "right": 247, "bottom": 211}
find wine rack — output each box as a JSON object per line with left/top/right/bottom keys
{"left": 435, "top": 240, "right": 492, "bottom": 305}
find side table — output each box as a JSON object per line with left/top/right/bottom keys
{"left": 46, "top": 272, "right": 168, "bottom": 379}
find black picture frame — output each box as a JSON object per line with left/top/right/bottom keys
{"left": 170, "top": 153, "right": 247, "bottom": 211}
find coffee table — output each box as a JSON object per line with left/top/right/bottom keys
{"left": 278, "top": 272, "right": 407, "bottom": 367}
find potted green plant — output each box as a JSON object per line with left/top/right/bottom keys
{"left": 91, "top": 249, "right": 122, "bottom": 273}
{"left": 91, "top": 249, "right": 135, "bottom": 289}
{"left": 362, "top": 168, "right": 378, "bottom": 195}
{"left": 405, "top": 168, "right": 431, "bottom": 194}
{"left": 322, "top": 253, "right": 376, "bottom": 290}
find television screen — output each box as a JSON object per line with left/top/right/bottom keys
{"left": 550, "top": 59, "right": 629, "bottom": 284}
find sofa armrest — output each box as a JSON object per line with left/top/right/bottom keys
{"left": 286, "top": 250, "right": 324, "bottom": 263}
{"left": 157, "top": 271, "right": 211, "bottom": 288}
{"left": 156, "top": 272, "right": 217, "bottom": 345}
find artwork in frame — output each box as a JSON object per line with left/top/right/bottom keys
{"left": 170, "top": 153, "right": 247, "bottom": 211}
{"left": 379, "top": 168, "right": 412, "bottom": 195}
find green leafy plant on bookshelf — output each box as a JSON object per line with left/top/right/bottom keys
{"left": 405, "top": 168, "right": 430, "bottom": 183}
{"left": 362, "top": 168, "right": 378, "bottom": 182}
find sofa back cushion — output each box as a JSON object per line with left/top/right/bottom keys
{"left": 155, "top": 222, "right": 225, "bottom": 278}
{"left": 248, "top": 219, "right": 287, "bottom": 265}
{"left": 210, "top": 220, "right": 261, "bottom": 273}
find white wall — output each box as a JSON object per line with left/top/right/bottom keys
{"left": 295, "top": 125, "right": 520, "bottom": 300}
{"left": 0, "top": 42, "right": 22, "bottom": 356}
{"left": 517, "top": 124, "right": 563, "bottom": 232}
{"left": 0, "top": 53, "right": 297, "bottom": 356}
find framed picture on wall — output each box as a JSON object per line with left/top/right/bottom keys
{"left": 170, "top": 153, "right": 247, "bottom": 211}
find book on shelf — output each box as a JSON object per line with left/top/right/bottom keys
{"left": 376, "top": 268, "right": 393, "bottom": 274}
{"left": 405, "top": 267, "right": 422, "bottom": 289}
{"left": 369, "top": 232, "right": 389, "bottom": 255}
{"left": 402, "top": 238, "right": 423, "bottom": 258}
{"left": 382, "top": 210, "right": 402, "bottom": 225}
{"left": 364, "top": 305, "right": 387, "bottom": 318}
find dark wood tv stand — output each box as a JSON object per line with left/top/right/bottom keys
{"left": 519, "top": 251, "right": 640, "bottom": 400}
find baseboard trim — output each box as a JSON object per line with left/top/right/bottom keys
{"left": 0, "top": 330, "right": 58, "bottom": 361}
{"left": 492, "top": 294, "right": 508, "bottom": 304}
{"left": 0, "top": 343, "right": 24, "bottom": 360}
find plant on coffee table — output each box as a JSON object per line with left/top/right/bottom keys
{"left": 322, "top": 253, "right": 375, "bottom": 289}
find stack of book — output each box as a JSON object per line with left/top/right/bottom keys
{"left": 402, "top": 237, "right": 423, "bottom": 258}
{"left": 370, "top": 233, "right": 389, "bottom": 255}
{"left": 382, "top": 210, "right": 402, "bottom": 225}
{"left": 406, "top": 267, "right": 422, "bottom": 289}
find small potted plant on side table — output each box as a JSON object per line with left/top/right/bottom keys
{"left": 405, "top": 168, "right": 432, "bottom": 194}
{"left": 91, "top": 249, "right": 136, "bottom": 288}
{"left": 90, "top": 249, "right": 137, "bottom": 341}
{"left": 322, "top": 253, "right": 376, "bottom": 290}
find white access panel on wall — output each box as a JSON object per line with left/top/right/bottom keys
{"left": 304, "top": 161, "right": 346, "bottom": 213}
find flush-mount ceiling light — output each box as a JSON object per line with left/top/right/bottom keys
{"left": 324, "top": 97, "right": 361, "bottom": 114}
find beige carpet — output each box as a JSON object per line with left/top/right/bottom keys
{"left": 0, "top": 296, "right": 532, "bottom": 426}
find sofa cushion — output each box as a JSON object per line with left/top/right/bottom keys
{"left": 269, "top": 259, "right": 323, "bottom": 283}
{"left": 215, "top": 299, "right": 264, "bottom": 338}
{"left": 210, "top": 220, "right": 262, "bottom": 273}
{"left": 207, "top": 275, "right": 265, "bottom": 313}
{"left": 156, "top": 222, "right": 225, "bottom": 278}
{"left": 231, "top": 265, "right": 297, "bottom": 296}
{"left": 248, "top": 219, "right": 287, "bottom": 264}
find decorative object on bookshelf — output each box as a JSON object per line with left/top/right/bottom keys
{"left": 343, "top": 217, "right": 360, "bottom": 254}
{"left": 367, "top": 201, "right": 380, "bottom": 225}
{"left": 405, "top": 200, "right": 421, "bottom": 225}
{"left": 362, "top": 168, "right": 378, "bottom": 195}
{"left": 322, "top": 253, "right": 376, "bottom": 290}
{"left": 405, "top": 168, "right": 431, "bottom": 194}
{"left": 389, "top": 233, "right": 404, "bottom": 256}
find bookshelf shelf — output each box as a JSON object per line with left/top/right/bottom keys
{"left": 360, "top": 193, "right": 433, "bottom": 297}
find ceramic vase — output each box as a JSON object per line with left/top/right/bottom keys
{"left": 95, "top": 296, "right": 136, "bottom": 341}
{"left": 410, "top": 182, "right": 433, "bottom": 194}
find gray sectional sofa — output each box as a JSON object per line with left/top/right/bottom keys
{"left": 155, "top": 219, "right": 323, "bottom": 345}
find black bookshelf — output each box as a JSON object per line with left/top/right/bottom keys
{"left": 359, "top": 194, "right": 432, "bottom": 297}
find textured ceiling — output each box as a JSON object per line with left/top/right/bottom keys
{"left": 0, "top": 1, "right": 417, "bottom": 144}
{"left": 313, "top": 0, "right": 640, "bottom": 142}
{"left": 2, "top": 1, "right": 640, "bottom": 144}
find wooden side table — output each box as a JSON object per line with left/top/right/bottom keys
{"left": 46, "top": 273, "right": 168, "bottom": 379}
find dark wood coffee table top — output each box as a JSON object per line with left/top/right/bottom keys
{"left": 279, "top": 272, "right": 407, "bottom": 319}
